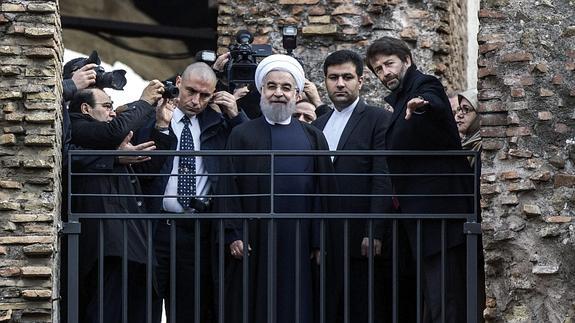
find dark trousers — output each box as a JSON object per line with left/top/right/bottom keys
{"left": 152, "top": 220, "right": 214, "bottom": 323}
{"left": 83, "top": 257, "right": 148, "bottom": 323}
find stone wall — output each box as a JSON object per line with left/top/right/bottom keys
{"left": 478, "top": 0, "right": 575, "bottom": 321}
{"left": 0, "top": 1, "right": 63, "bottom": 322}
{"left": 217, "top": 0, "right": 468, "bottom": 108}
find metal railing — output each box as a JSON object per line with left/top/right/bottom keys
{"left": 64, "top": 149, "right": 482, "bottom": 323}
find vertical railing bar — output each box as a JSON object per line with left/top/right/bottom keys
{"left": 146, "top": 220, "right": 153, "bottom": 323}
{"left": 416, "top": 220, "right": 422, "bottom": 323}
{"left": 441, "top": 220, "right": 446, "bottom": 323}
{"left": 194, "top": 218, "right": 201, "bottom": 323}
{"left": 467, "top": 152, "right": 481, "bottom": 323}
{"left": 170, "top": 220, "right": 176, "bottom": 323}
{"left": 344, "top": 219, "right": 350, "bottom": 323}
{"left": 392, "top": 219, "right": 399, "bottom": 323}
{"left": 320, "top": 219, "right": 326, "bottom": 323}
{"left": 295, "top": 218, "right": 301, "bottom": 323}
{"left": 242, "top": 219, "right": 249, "bottom": 323}
{"left": 368, "top": 220, "right": 374, "bottom": 323}
{"left": 122, "top": 220, "right": 128, "bottom": 323}
{"left": 98, "top": 220, "right": 104, "bottom": 323}
{"left": 66, "top": 152, "right": 78, "bottom": 323}
{"left": 218, "top": 219, "right": 225, "bottom": 323}
{"left": 268, "top": 153, "right": 276, "bottom": 323}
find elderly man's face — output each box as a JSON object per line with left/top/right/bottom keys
{"left": 84, "top": 89, "right": 115, "bottom": 122}
{"left": 176, "top": 73, "right": 215, "bottom": 117}
{"left": 369, "top": 54, "right": 411, "bottom": 91}
{"left": 260, "top": 71, "right": 299, "bottom": 123}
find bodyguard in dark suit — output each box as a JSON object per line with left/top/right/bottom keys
{"left": 136, "top": 62, "right": 248, "bottom": 323}
{"left": 366, "top": 37, "right": 474, "bottom": 322}
{"left": 312, "top": 50, "right": 394, "bottom": 323}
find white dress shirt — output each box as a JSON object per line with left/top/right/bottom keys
{"left": 322, "top": 97, "right": 359, "bottom": 153}
{"left": 162, "top": 108, "right": 211, "bottom": 213}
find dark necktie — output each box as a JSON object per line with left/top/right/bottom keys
{"left": 177, "top": 116, "right": 196, "bottom": 208}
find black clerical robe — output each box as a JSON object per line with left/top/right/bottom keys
{"left": 219, "top": 116, "right": 336, "bottom": 323}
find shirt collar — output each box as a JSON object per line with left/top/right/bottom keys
{"left": 174, "top": 107, "right": 196, "bottom": 123}
{"left": 333, "top": 97, "right": 359, "bottom": 115}
{"left": 263, "top": 115, "right": 292, "bottom": 125}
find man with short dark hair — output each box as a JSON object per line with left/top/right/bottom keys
{"left": 313, "top": 49, "right": 393, "bottom": 323}
{"left": 366, "top": 36, "right": 474, "bottom": 322}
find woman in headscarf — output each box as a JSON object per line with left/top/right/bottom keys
{"left": 455, "top": 89, "right": 481, "bottom": 167}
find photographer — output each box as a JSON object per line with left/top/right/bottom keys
{"left": 68, "top": 80, "right": 176, "bottom": 322}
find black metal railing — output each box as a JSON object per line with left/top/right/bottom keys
{"left": 64, "top": 149, "right": 481, "bottom": 323}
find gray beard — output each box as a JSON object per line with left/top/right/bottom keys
{"left": 260, "top": 97, "right": 296, "bottom": 123}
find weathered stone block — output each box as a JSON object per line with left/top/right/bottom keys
{"left": 554, "top": 174, "right": 575, "bottom": 188}
{"left": 22, "top": 244, "right": 52, "bottom": 257}
{"left": 482, "top": 114, "right": 508, "bottom": 126}
{"left": 21, "top": 289, "right": 51, "bottom": 299}
{"left": 481, "top": 126, "right": 506, "bottom": 138}
{"left": 23, "top": 27, "right": 55, "bottom": 39}
{"left": 546, "top": 216, "right": 571, "bottom": 223}
{"left": 309, "top": 15, "right": 330, "bottom": 24}
{"left": 332, "top": 5, "right": 362, "bottom": 15}
{"left": 278, "top": 0, "right": 319, "bottom": 4}
{"left": 24, "top": 135, "right": 54, "bottom": 147}
{"left": 500, "top": 194, "right": 519, "bottom": 205}
{"left": 27, "top": 3, "right": 57, "bottom": 12}
{"left": 25, "top": 113, "right": 54, "bottom": 123}
{"left": 308, "top": 5, "right": 325, "bottom": 15}
{"left": 500, "top": 170, "right": 520, "bottom": 180}
{"left": 537, "top": 111, "right": 552, "bottom": 120}
{"left": 0, "top": 134, "right": 16, "bottom": 146}
{"left": 478, "top": 101, "right": 505, "bottom": 112}
{"left": 478, "top": 67, "right": 497, "bottom": 78}
{"left": 532, "top": 264, "right": 559, "bottom": 274}
{"left": 1, "top": 3, "right": 26, "bottom": 12}
{"left": 10, "top": 214, "right": 53, "bottom": 223}
{"left": 539, "top": 88, "right": 554, "bottom": 97}
{"left": 510, "top": 87, "right": 525, "bottom": 98}
{"left": 0, "top": 180, "right": 22, "bottom": 189}
{"left": 500, "top": 52, "right": 533, "bottom": 63}
{"left": 508, "top": 149, "right": 533, "bottom": 158}
{"left": 302, "top": 25, "right": 337, "bottom": 35}
{"left": 508, "top": 180, "right": 535, "bottom": 192}
{"left": 523, "top": 204, "right": 541, "bottom": 216}
{"left": 0, "top": 267, "right": 21, "bottom": 277}
{"left": 481, "top": 183, "right": 500, "bottom": 195}
{"left": 21, "top": 266, "right": 51, "bottom": 278}
{"left": 0, "top": 91, "right": 22, "bottom": 100}
{"left": 0, "top": 201, "right": 20, "bottom": 211}
{"left": 482, "top": 139, "right": 504, "bottom": 150}
{"left": 554, "top": 123, "right": 570, "bottom": 134}
{"left": 0, "top": 236, "right": 52, "bottom": 244}
{"left": 22, "top": 159, "right": 53, "bottom": 169}
{"left": 0, "top": 65, "right": 21, "bottom": 76}
{"left": 506, "top": 127, "right": 531, "bottom": 137}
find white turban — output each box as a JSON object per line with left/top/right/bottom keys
{"left": 254, "top": 54, "right": 305, "bottom": 93}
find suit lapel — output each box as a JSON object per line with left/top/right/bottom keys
{"left": 334, "top": 100, "right": 366, "bottom": 160}
{"left": 313, "top": 109, "right": 334, "bottom": 131}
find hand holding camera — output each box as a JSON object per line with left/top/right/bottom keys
{"left": 140, "top": 79, "right": 165, "bottom": 105}
{"left": 71, "top": 63, "right": 98, "bottom": 90}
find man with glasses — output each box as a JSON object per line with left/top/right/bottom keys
{"left": 68, "top": 83, "right": 174, "bottom": 322}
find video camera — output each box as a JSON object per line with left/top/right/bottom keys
{"left": 63, "top": 50, "right": 128, "bottom": 90}
{"left": 226, "top": 30, "right": 272, "bottom": 88}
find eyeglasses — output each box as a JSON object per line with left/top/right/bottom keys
{"left": 454, "top": 104, "right": 475, "bottom": 115}
{"left": 94, "top": 102, "right": 114, "bottom": 111}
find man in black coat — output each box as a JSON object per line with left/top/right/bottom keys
{"left": 365, "top": 37, "right": 474, "bottom": 322}
{"left": 221, "top": 54, "right": 335, "bottom": 323}
{"left": 134, "top": 62, "right": 248, "bottom": 323}
{"left": 312, "top": 49, "right": 394, "bottom": 323}
{"left": 68, "top": 83, "right": 174, "bottom": 322}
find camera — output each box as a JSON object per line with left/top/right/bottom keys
{"left": 64, "top": 50, "right": 128, "bottom": 90}
{"left": 161, "top": 80, "right": 179, "bottom": 99}
{"left": 226, "top": 30, "right": 272, "bottom": 88}
{"left": 282, "top": 26, "right": 297, "bottom": 56}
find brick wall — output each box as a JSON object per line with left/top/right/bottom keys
{"left": 0, "top": 1, "right": 63, "bottom": 322}
{"left": 217, "top": 0, "right": 467, "bottom": 108}
{"left": 478, "top": 0, "right": 575, "bottom": 321}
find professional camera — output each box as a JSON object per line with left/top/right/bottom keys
{"left": 161, "top": 80, "right": 179, "bottom": 99}
{"left": 63, "top": 50, "right": 127, "bottom": 90}
{"left": 226, "top": 30, "right": 272, "bottom": 88}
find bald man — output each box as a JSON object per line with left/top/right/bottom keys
{"left": 221, "top": 54, "right": 336, "bottom": 323}
{"left": 136, "top": 62, "right": 248, "bottom": 323}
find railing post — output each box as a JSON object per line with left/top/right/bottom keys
{"left": 62, "top": 221, "right": 81, "bottom": 323}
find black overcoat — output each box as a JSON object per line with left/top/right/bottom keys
{"left": 383, "top": 65, "right": 473, "bottom": 257}
{"left": 219, "top": 116, "right": 337, "bottom": 323}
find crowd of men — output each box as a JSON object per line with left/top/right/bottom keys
{"left": 63, "top": 36, "right": 483, "bottom": 323}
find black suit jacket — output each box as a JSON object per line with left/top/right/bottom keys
{"left": 384, "top": 65, "right": 473, "bottom": 256}
{"left": 313, "top": 99, "right": 393, "bottom": 258}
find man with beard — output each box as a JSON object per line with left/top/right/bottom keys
{"left": 312, "top": 49, "right": 395, "bottom": 323}
{"left": 221, "top": 54, "right": 335, "bottom": 323}
{"left": 366, "top": 37, "right": 476, "bottom": 322}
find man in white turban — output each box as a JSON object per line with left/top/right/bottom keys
{"left": 220, "top": 54, "right": 336, "bottom": 323}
